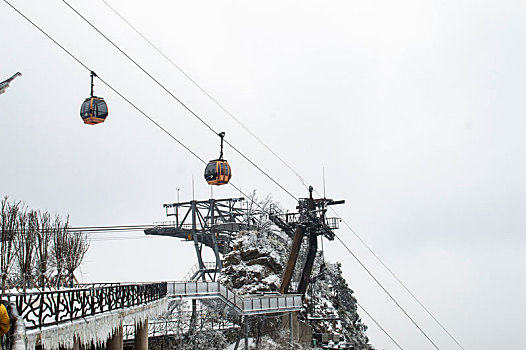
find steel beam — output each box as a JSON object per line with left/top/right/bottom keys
{"left": 279, "top": 225, "right": 305, "bottom": 294}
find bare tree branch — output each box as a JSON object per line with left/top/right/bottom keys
{"left": 0, "top": 197, "right": 19, "bottom": 292}
{"left": 64, "top": 230, "right": 89, "bottom": 287}
{"left": 35, "top": 211, "right": 53, "bottom": 290}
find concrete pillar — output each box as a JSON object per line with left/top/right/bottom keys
{"left": 106, "top": 325, "right": 123, "bottom": 350}
{"left": 133, "top": 319, "right": 148, "bottom": 350}
{"left": 289, "top": 311, "right": 293, "bottom": 348}
{"left": 282, "top": 312, "right": 299, "bottom": 343}
{"left": 244, "top": 316, "right": 249, "bottom": 350}
{"left": 72, "top": 336, "right": 80, "bottom": 350}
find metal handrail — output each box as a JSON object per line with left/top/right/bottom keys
{"left": 167, "top": 281, "right": 303, "bottom": 315}
{"left": 4, "top": 282, "right": 168, "bottom": 330}
{"left": 5, "top": 280, "right": 301, "bottom": 331}
{"left": 182, "top": 262, "right": 218, "bottom": 281}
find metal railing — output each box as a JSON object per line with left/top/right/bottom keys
{"left": 324, "top": 217, "right": 341, "bottom": 230}
{"left": 152, "top": 221, "right": 177, "bottom": 227}
{"left": 123, "top": 312, "right": 237, "bottom": 340}
{"left": 167, "top": 281, "right": 303, "bottom": 315}
{"left": 4, "top": 280, "right": 300, "bottom": 331}
{"left": 182, "top": 262, "right": 218, "bottom": 281}
{"left": 4, "top": 282, "right": 167, "bottom": 330}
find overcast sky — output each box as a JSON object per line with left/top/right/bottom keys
{"left": 1, "top": 0, "right": 525, "bottom": 349}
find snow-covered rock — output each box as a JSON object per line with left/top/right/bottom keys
{"left": 220, "top": 231, "right": 288, "bottom": 295}
{"left": 219, "top": 230, "right": 372, "bottom": 348}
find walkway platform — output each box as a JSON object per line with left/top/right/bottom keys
{"left": 168, "top": 281, "right": 303, "bottom": 315}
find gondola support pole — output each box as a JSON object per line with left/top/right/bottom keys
{"left": 218, "top": 132, "right": 225, "bottom": 160}
{"left": 90, "top": 71, "right": 97, "bottom": 97}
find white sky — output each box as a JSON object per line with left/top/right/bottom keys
{"left": 1, "top": 0, "right": 525, "bottom": 349}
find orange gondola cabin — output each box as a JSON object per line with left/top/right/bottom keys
{"left": 80, "top": 97, "right": 108, "bottom": 125}
{"left": 80, "top": 71, "right": 108, "bottom": 125}
{"left": 205, "top": 160, "right": 231, "bottom": 185}
{"left": 204, "top": 132, "right": 232, "bottom": 186}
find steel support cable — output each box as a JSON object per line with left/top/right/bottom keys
{"left": 93, "top": 3, "right": 462, "bottom": 345}
{"left": 95, "top": 2, "right": 463, "bottom": 346}
{"left": 334, "top": 234, "right": 440, "bottom": 350}
{"left": 332, "top": 209, "right": 465, "bottom": 350}
{"left": 4, "top": 2, "right": 204, "bottom": 165}
{"left": 0, "top": 6, "right": 392, "bottom": 341}
{"left": 356, "top": 302, "right": 404, "bottom": 350}
{"left": 311, "top": 183, "right": 459, "bottom": 349}
{"left": 100, "top": 0, "right": 311, "bottom": 192}
{"left": 74, "top": 226, "right": 145, "bottom": 230}
{"left": 252, "top": 303, "right": 405, "bottom": 350}
{"left": 3, "top": 3, "right": 443, "bottom": 349}
{"left": 61, "top": 0, "right": 298, "bottom": 202}
{"left": 288, "top": 172, "right": 462, "bottom": 349}
{"left": 3, "top": 0, "right": 272, "bottom": 219}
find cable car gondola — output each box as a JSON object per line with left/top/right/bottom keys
{"left": 204, "top": 132, "right": 232, "bottom": 186}
{"left": 80, "top": 71, "right": 108, "bottom": 125}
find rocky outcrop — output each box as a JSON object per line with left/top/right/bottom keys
{"left": 220, "top": 230, "right": 372, "bottom": 348}
{"left": 220, "top": 231, "right": 288, "bottom": 295}
{"left": 303, "top": 262, "right": 371, "bottom": 346}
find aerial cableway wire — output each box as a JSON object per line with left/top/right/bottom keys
{"left": 2, "top": 2, "right": 435, "bottom": 349}
{"left": 99, "top": 2, "right": 465, "bottom": 347}
{"left": 64, "top": 5, "right": 456, "bottom": 345}
{"left": 89, "top": 4, "right": 464, "bottom": 349}
{"left": 53, "top": 7, "right": 442, "bottom": 347}
{"left": 332, "top": 210, "right": 465, "bottom": 350}
{"left": 314, "top": 183, "right": 464, "bottom": 349}
{"left": 92, "top": 6, "right": 463, "bottom": 348}
{"left": 68, "top": 224, "right": 154, "bottom": 233}
{"left": 100, "top": 0, "right": 311, "bottom": 192}
{"left": 335, "top": 234, "right": 440, "bottom": 350}
{"left": 356, "top": 301, "right": 404, "bottom": 350}
{"left": 1, "top": 0, "right": 270, "bottom": 226}
{"left": 61, "top": 0, "right": 298, "bottom": 202}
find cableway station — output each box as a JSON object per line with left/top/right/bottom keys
{"left": 136, "top": 187, "right": 345, "bottom": 349}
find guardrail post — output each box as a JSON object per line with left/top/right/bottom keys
{"left": 38, "top": 292, "right": 44, "bottom": 327}
{"left": 55, "top": 292, "right": 61, "bottom": 325}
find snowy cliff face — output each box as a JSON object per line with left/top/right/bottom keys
{"left": 220, "top": 230, "right": 371, "bottom": 348}
{"left": 303, "top": 261, "right": 370, "bottom": 346}
{"left": 219, "top": 230, "right": 289, "bottom": 295}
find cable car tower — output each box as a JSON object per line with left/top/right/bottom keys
{"left": 270, "top": 186, "right": 344, "bottom": 295}
{"left": 145, "top": 197, "right": 260, "bottom": 281}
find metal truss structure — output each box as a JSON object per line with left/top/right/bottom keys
{"left": 269, "top": 186, "right": 344, "bottom": 295}
{"left": 123, "top": 307, "right": 238, "bottom": 341}
{"left": 145, "top": 198, "right": 260, "bottom": 281}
